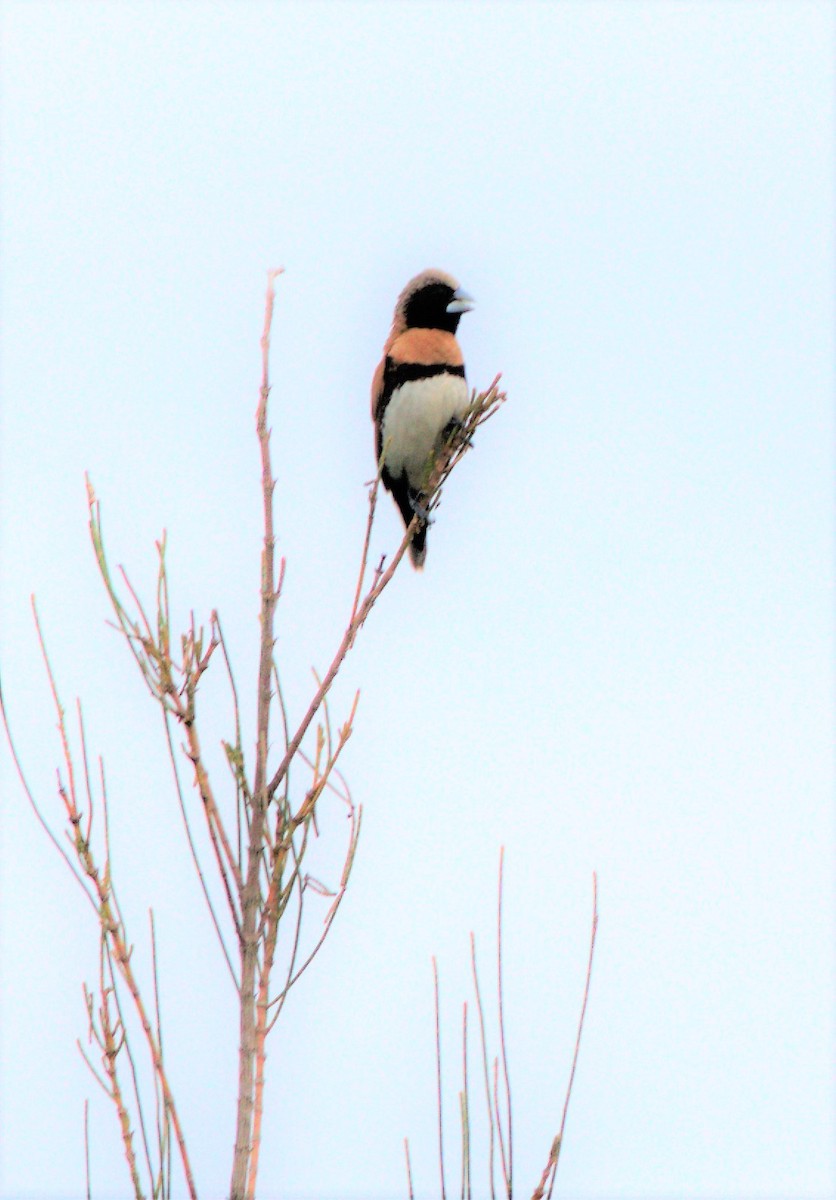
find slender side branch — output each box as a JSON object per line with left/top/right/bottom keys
{"left": 470, "top": 933, "right": 496, "bottom": 1200}
{"left": 28, "top": 625, "right": 197, "bottom": 1199}
{"left": 494, "top": 1058, "right": 510, "bottom": 1199}
{"left": 103, "top": 940, "right": 157, "bottom": 1192}
{"left": 1, "top": 664, "right": 94, "bottom": 908}
{"left": 404, "top": 1137, "right": 415, "bottom": 1200}
{"left": 434, "top": 957, "right": 447, "bottom": 1200}
{"left": 162, "top": 710, "right": 239, "bottom": 986}
{"left": 542, "top": 872, "right": 599, "bottom": 1200}
{"left": 181, "top": 712, "right": 244, "bottom": 928}
{"left": 497, "top": 847, "right": 512, "bottom": 1198}
{"left": 84, "top": 1100, "right": 92, "bottom": 1200}
{"left": 266, "top": 376, "right": 505, "bottom": 805}
{"left": 461, "top": 1001, "right": 471, "bottom": 1200}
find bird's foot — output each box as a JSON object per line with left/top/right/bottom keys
{"left": 409, "top": 495, "right": 434, "bottom": 524}
{"left": 442, "top": 415, "right": 474, "bottom": 449}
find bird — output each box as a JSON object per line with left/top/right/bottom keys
{"left": 371, "top": 269, "right": 474, "bottom": 568}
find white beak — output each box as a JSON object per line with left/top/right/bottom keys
{"left": 446, "top": 288, "right": 474, "bottom": 315}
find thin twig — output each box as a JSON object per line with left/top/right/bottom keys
{"left": 265, "top": 378, "right": 505, "bottom": 805}
{"left": 120, "top": 562, "right": 156, "bottom": 645}
{"left": 181, "top": 713, "right": 244, "bottom": 917}
{"left": 263, "top": 838, "right": 307, "bottom": 1033}
{"left": 266, "top": 801, "right": 362, "bottom": 1027}
{"left": 265, "top": 519, "right": 410, "bottom": 804}
{"left": 461, "top": 1001, "right": 471, "bottom": 1200}
{"left": 162, "top": 710, "right": 239, "bottom": 985}
{"left": 263, "top": 762, "right": 358, "bottom": 1004}
{"left": 93, "top": 757, "right": 155, "bottom": 1191}
{"left": 77, "top": 700, "right": 96, "bottom": 847}
{"left": 102, "top": 935, "right": 155, "bottom": 1195}
{"left": 425, "top": 376, "right": 505, "bottom": 515}
{"left": 25, "top": 586, "right": 162, "bottom": 1200}
{"left": 0, "top": 673, "right": 93, "bottom": 905}
{"left": 493, "top": 1058, "right": 509, "bottom": 1199}
{"left": 95, "top": 938, "right": 145, "bottom": 1200}
{"left": 214, "top": 611, "right": 246, "bottom": 870}
{"left": 271, "top": 657, "right": 291, "bottom": 798}
{"left": 470, "top": 933, "right": 496, "bottom": 1200}
{"left": 545, "top": 873, "right": 599, "bottom": 1200}
{"left": 497, "top": 847, "right": 513, "bottom": 1199}
{"left": 404, "top": 1137, "right": 415, "bottom": 1200}
{"left": 84, "top": 1099, "right": 92, "bottom": 1200}
{"left": 33, "top": 631, "right": 197, "bottom": 1198}
{"left": 90, "top": 488, "right": 245, "bottom": 961}
{"left": 29, "top": 602, "right": 103, "bottom": 899}
{"left": 256, "top": 691, "right": 356, "bottom": 948}
{"left": 434, "top": 956, "right": 447, "bottom": 1200}
{"left": 78, "top": 1034, "right": 113, "bottom": 1099}
{"left": 109, "top": 904, "right": 195, "bottom": 1198}
{"left": 150, "top": 909, "right": 169, "bottom": 1198}
{"left": 348, "top": 468, "right": 382, "bottom": 630}
{"left": 531, "top": 1138, "right": 560, "bottom": 1200}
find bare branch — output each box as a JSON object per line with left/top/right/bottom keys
{"left": 0, "top": 668, "right": 92, "bottom": 906}
{"left": 349, "top": 468, "right": 382, "bottom": 630}
{"left": 461, "top": 1001, "right": 471, "bottom": 1200}
{"left": 162, "top": 711, "right": 239, "bottom": 986}
{"left": 9, "top": 267, "right": 507, "bottom": 1200}
{"left": 404, "top": 1137, "right": 415, "bottom": 1200}
{"left": 214, "top": 611, "right": 249, "bottom": 870}
{"left": 28, "top": 637, "right": 197, "bottom": 1198}
{"left": 84, "top": 1099, "right": 92, "bottom": 1200}
{"left": 497, "top": 847, "right": 513, "bottom": 1198}
{"left": 544, "top": 872, "right": 599, "bottom": 1200}
{"left": 531, "top": 1137, "right": 560, "bottom": 1200}
{"left": 95, "top": 939, "right": 145, "bottom": 1200}
{"left": 266, "top": 376, "right": 506, "bottom": 805}
{"left": 150, "top": 909, "right": 171, "bottom": 1198}
{"left": 493, "top": 1057, "right": 510, "bottom": 1199}
{"left": 434, "top": 956, "right": 447, "bottom": 1200}
{"left": 180, "top": 716, "right": 244, "bottom": 925}
{"left": 102, "top": 936, "right": 155, "bottom": 1195}
{"left": 266, "top": 801, "right": 362, "bottom": 1026}
{"left": 470, "top": 933, "right": 496, "bottom": 1200}
{"left": 231, "top": 266, "right": 284, "bottom": 1200}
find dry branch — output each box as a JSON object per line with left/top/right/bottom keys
{"left": 410, "top": 857, "right": 598, "bottom": 1200}
{"left": 1, "top": 268, "right": 507, "bottom": 1200}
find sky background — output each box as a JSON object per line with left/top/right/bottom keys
{"left": 1, "top": 2, "right": 834, "bottom": 1199}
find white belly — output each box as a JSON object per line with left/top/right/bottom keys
{"left": 382, "top": 374, "right": 469, "bottom": 489}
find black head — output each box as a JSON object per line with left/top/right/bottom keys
{"left": 396, "top": 269, "right": 474, "bottom": 334}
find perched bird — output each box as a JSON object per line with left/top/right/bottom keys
{"left": 371, "top": 269, "right": 474, "bottom": 568}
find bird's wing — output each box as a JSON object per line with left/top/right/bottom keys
{"left": 370, "top": 356, "right": 386, "bottom": 423}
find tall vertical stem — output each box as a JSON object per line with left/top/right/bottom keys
{"left": 230, "top": 270, "right": 282, "bottom": 1200}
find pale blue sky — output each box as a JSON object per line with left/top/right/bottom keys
{"left": 1, "top": 3, "right": 834, "bottom": 1198}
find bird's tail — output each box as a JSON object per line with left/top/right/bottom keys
{"left": 409, "top": 522, "right": 427, "bottom": 569}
